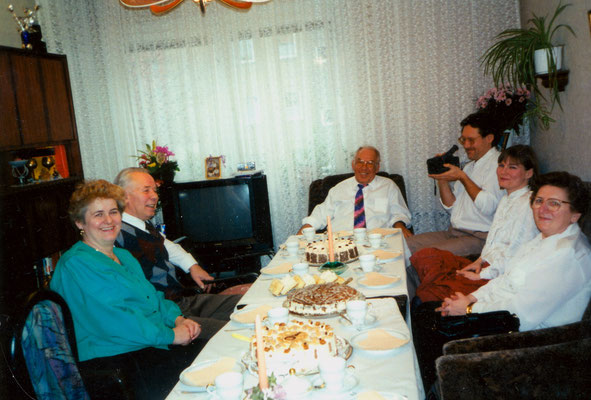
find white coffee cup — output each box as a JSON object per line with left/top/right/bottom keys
{"left": 267, "top": 307, "right": 289, "bottom": 326}
{"left": 318, "top": 356, "right": 346, "bottom": 392}
{"left": 302, "top": 227, "right": 316, "bottom": 241}
{"left": 353, "top": 227, "right": 367, "bottom": 242}
{"left": 207, "top": 371, "right": 243, "bottom": 400}
{"left": 346, "top": 300, "right": 367, "bottom": 326}
{"left": 368, "top": 233, "right": 382, "bottom": 249}
{"left": 359, "top": 254, "right": 376, "bottom": 272}
{"left": 292, "top": 262, "right": 309, "bottom": 276}
{"left": 286, "top": 240, "right": 299, "bottom": 256}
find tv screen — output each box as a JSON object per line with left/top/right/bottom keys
{"left": 177, "top": 183, "right": 253, "bottom": 243}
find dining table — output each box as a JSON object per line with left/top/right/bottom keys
{"left": 166, "top": 229, "right": 425, "bottom": 400}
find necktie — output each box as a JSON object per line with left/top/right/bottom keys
{"left": 145, "top": 221, "right": 161, "bottom": 239}
{"left": 354, "top": 184, "right": 367, "bottom": 228}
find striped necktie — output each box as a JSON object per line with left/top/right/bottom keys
{"left": 354, "top": 183, "right": 367, "bottom": 228}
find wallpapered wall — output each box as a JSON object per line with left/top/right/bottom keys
{"left": 520, "top": 0, "right": 591, "bottom": 181}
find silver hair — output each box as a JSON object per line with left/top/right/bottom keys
{"left": 354, "top": 146, "right": 381, "bottom": 164}
{"left": 113, "top": 167, "right": 150, "bottom": 189}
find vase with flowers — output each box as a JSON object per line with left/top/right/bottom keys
{"left": 476, "top": 85, "right": 531, "bottom": 149}
{"left": 135, "top": 141, "right": 179, "bottom": 184}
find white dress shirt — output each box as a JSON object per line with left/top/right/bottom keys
{"left": 122, "top": 212, "right": 198, "bottom": 273}
{"left": 302, "top": 175, "right": 411, "bottom": 232}
{"left": 472, "top": 223, "right": 591, "bottom": 331}
{"left": 443, "top": 147, "right": 505, "bottom": 232}
{"left": 479, "top": 187, "right": 539, "bottom": 279}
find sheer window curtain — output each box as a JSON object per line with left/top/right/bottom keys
{"left": 37, "top": 0, "right": 519, "bottom": 247}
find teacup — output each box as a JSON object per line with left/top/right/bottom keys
{"left": 346, "top": 300, "right": 367, "bottom": 326}
{"left": 302, "top": 227, "right": 316, "bottom": 241}
{"left": 368, "top": 233, "right": 382, "bottom": 249}
{"left": 206, "top": 371, "right": 243, "bottom": 400}
{"left": 285, "top": 240, "right": 299, "bottom": 256}
{"left": 318, "top": 356, "right": 346, "bottom": 392}
{"left": 267, "top": 307, "right": 289, "bottom": 326}
{"left": 292, "top": 262, "right": 309, "bottom": 276}
{"left": 359, "top": 254, "right": 376, "bottom": 272}
{"left": 353, "top": 228, "right": 367, "bottom": 243}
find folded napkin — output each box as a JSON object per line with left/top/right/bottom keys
{"left": 358, "top": 391, "right": 387, "bottom": 400}
{"left": 370, "top": 228, "right": 398, "bottom": 237}
{"left": 183, "top": 357, "right": 236, "bottom": 386}
{"left": 358, "top": 329, "right": 409, "bottom": 351}
{"left": 361, "top": 272, "right": 400, "bottom": 286}
{"left": 262, "top": 262, "right": 293, "bottom": 275}
{"left": 372, "top": 249, "right": 402, "bottom": 261}
{"left": 233, "top": 305, "right": 273, "bottom": 324}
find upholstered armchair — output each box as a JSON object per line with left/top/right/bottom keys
{"left": 307, "top": 171, "right": 408, "bottom": 215}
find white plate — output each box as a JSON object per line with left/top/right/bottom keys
{"left": 230, "top": 305, "right": 271, "bottom": 327}
{"left": 260, "top": 264, "right": 291, "bottom": 277}
{"left": 179, "top": 358, "right": 245, "bottom": 389}
{"left": 357, "top": 391, "right": 408, "bottom": 400}
{"left": 376, "top": 251, "right": 403, "bottom": 264}
{"left": 357, "top": 274, "right": 401, "bottom": 289}
{"left": 349, "top": 329, "right": 410, "bottom": 356}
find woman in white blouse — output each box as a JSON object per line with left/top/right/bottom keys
{"left": 414, "top": 171, "right": 591, "bottom": 391}
{"left": 440, "top": 171, "right": 591, "bottom": 329}
{"left": 412, "top": 145, "right": 539, "bottom": 302}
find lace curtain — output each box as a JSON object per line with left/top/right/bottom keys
{"left": 37, "top": 0, "right": 519, "bottom": 247}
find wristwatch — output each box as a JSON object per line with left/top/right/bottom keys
{"left": 466, "top": 302, "right": 475, "bottom": 315}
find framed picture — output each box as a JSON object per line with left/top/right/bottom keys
{"left": 205, "top": 156, "right": 222, "bottom": 180}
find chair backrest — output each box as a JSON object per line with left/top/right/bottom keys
{"left": 307, "top": 172, "right": 408, "bottom": 215}
{"left": 10, "top": 290, "right": 90, "bottom": 400}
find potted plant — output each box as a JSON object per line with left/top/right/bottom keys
{"left": 480, "top": 1, "right": 575, "bottom": 129}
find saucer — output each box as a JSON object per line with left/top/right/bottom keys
{"left": 339, "top": 312, "right": 378, "bottom": 330}
{"left": 312, "top": 372, "right": 359, "bottom": 397}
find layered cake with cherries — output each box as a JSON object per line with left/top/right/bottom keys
{"left": 283, "top": 282, "right": 363, "bottom": 316}
{"left": 305, "top": 238, "right": 359, "bottom": 264}
{"left": 250, "top": 320, "right": 337, "bottom": 375}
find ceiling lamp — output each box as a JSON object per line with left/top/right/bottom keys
{"left": 120, "top": 0, "right": 270, "bottom": 15}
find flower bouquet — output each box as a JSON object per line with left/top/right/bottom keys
{"left": 136, "top": 141, "right": 179, "bottom": 183}
{"left": 476, "top": 85, "right": 531, "bottom": 133}
{"left": 244, "top": 374, "right": 286, "bottom": 400}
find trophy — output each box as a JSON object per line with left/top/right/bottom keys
{"left": 9, "top": 160, "right": 29, "bottom": 185}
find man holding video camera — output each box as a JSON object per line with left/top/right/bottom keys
{"left": 407, "top": 112, "right": 505, "bottom": 257}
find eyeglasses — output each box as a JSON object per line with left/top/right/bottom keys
{"left": 355, "top": 159, "right": 377, "bottom": 168}
{"left": 532, "top": 197, "right": 571, "bottom": 212}
{"left": 458, "top": 136, "right": 479, "bottom": 146}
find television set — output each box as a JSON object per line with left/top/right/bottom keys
{"left": 161, "top": 173, "right": 274, "bottom": 258}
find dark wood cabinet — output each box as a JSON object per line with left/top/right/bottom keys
{"left": 0, "top": 46, "right": 84, "bottom": 315}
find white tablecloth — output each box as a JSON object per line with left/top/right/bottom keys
{"left": 166, "top": 231, "right": 424, "bottom": 400}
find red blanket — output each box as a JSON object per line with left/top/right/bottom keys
{"left": 410, "top": 248, "right": 489, "bottom": 302}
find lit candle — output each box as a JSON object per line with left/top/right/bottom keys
{"left": 327, "top": 216, "right": 334, "bottom": 262}
{"left": 255, "top": 314, "right": 269, "bottom": 389}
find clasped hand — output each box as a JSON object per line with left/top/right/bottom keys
{"left": 436, "top": 292, "right": 476, "bottom": 316}
{"left": 173, "top": 317, "right": 201, "bottom": 345}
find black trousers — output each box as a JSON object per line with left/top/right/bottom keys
{"left": 412, "top": 301, "right": 451, "bottom": 392}
{"left": 79, "top": 340, "right": 207, "bottom": 400}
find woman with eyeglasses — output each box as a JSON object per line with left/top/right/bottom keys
{"left": 413, "top": 171, "right": 591, "bottom": 391}
{"left": 439, "top": 171, "right": 591, "bottom": 326}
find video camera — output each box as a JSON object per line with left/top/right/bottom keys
{"left": 426, "top": 145, "right": 460, "bottom": 175}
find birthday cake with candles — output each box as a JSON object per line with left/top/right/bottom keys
{"left": 250, "top": 320, "right": 337, "bottom": 376}
{"left": 304, "top": 238, "right": 358, "bottom": 265}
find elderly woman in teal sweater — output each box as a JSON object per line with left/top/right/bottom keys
{"left": 51, "top": 179, "right": 202, "bottom": 399}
